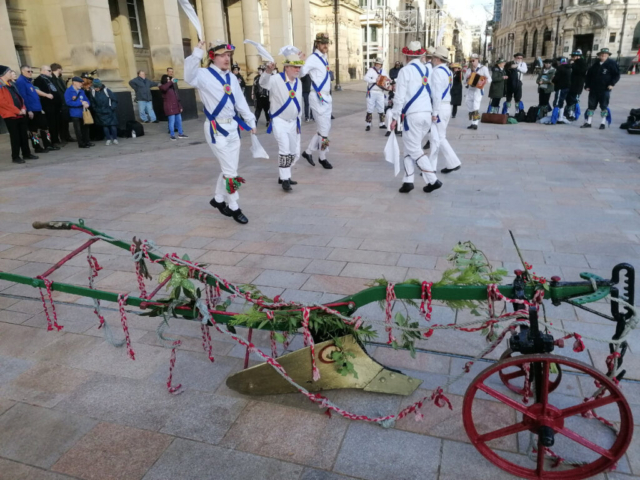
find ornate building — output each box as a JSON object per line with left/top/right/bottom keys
{"left": 493, "top": 0, "right": 640, "bottom": 66}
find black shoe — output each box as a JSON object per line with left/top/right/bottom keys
{"left": 88, "top": 142, "right": 95, "bottom": 147}
{"left": 319, "top": 159, "right": 333, "bottom": 169}
{"left": 278, "top": 178, "right": 298, "bottom": 185}
{"left": 152, "top": 120, "right": 160, "bottom": 123}
{"left": 423, "top": 141, "right": 430, "bottom": 150}
{"left": 423, "top": 180, "right": 443, "bottom": 193}
{"left": 302, "top": 151, "right": 315, "bottom": 166}
{"left": 281, "top": 179, "right": 292, "bottom": 192}
{"left": 66, "top": 137, "right": 77, "bottom": 142}
{"left": 12, "top": 157, "right": 25, "bottom": 164}
{"left": 399, "top": 182, "right": 414, "bottom": 193}
{"left": 209, "top": 198, "right": 232, "bottom": 217}
{"left": 24, "top": 154, "right": 39, "bottom": 160}
{"left": 441, "top": 165, "right": 461, "bottom": 174}
{"left": 35, "top": 148, "right": 49, "bottom": 154}
{"left": 396, "top": 131, "right": 402, "bottom": 137}
{"left": 79, "top": 144, "right": 91, "bottom": 148}
{"left": 599, "top": 124, "right": 606, "bottom": 130}
{"left": 467, "top": 125, "right": 478, "bottom": 130}
{"left": 331, "top": 115, "right": 335, "bottom": 119}
{"left": 451, "top": 115, "right": 456, "bottom": 119}
{"left": 580, "top": 123, "right": 591, "bottom": 128}
{"left": 379, "top": 124, "right": 386, "bottom": 129}
{"left": 385, "top": 131, "right": 391, "bottom": 137}
{"left": 178, "top": 134, "right": 189, "bottom": 138}
{"left": 223, "top": 207, "right": 248, "bottom": 224}
{"left": 365, "top": 125, "right": 371, "bottom": 131}
{"left": 48, "top": 145, "right": 61, "bottom": 151}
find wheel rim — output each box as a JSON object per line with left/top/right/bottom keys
{"left": 499, "top": 349, "right": 562, "bottom": 396}
{"left": 463, "top": 354, "right": 633, "bottom": 479}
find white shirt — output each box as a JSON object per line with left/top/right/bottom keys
{"left": 514, "top": 61, "right": 528, "bottom": 81}
{"left": 259, "top": 72, "right": 302, "bottom": 122}
{"left": 184, "top": 47, "right": 256, "bottom": 128}
{"left": 464, "top": 64, "right": 492, "bottom": 90}
{"left": 430, "top": 64, "right": 453, "bottom": 117}
{"left": 392, "top": 58, "right": 433, "bottom": 119}
{"left": 363, "top": 67, "right": 387, "bottom": 93}
{"left": 300, "top": 49, "right": 332, "bottom": 102}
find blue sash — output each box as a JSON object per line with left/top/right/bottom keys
{"left": 311, "top": 53, "right": 330, "bottom": 103}
{"left": 204, "top": 67, "right": 251, "bottom": 143}
{"left": 267, "top": 73, "right": 301, "bottom": 135}
{"left": 438, "top": 66, "right": 452, "bottom": 99}
{"left": 401, "top": 63, "right": 431, "bottom": 131}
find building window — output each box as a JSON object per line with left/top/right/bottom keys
{"left": 127, "top": 0, "right": 143, "bottom": 48}
{"left": 523, "top": 31, "right": 528, "bottom": 57}
{"left": 370, "top": 26, "right": 378, "bottom": 43}
{"left": 609, "top": 32, "right": 616, "bottom": 43}
{"left": 362, "top": 26, "right": 367, "bottom": 43}
{"left": 634, "top": 22, "right": 640, "bottom": 49}
{"left": 532, "top": 29, "right": 538, "bottom": 57}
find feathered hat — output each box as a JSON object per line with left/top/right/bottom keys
{"left": 208, "top": 41, "right": 236, "bottom": 60}
{"left": 280, "top": 45, "right": 304, "bottom": 66}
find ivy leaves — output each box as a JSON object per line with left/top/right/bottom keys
{"left": 332, "top": 337, "right": 358, "bottom": 378}
{"left": 159, "top": 255, "right": 196, "bottom": 300}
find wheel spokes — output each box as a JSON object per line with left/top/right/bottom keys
{"left": 477, "top": 422, "right": 530, "bottom": 442}
{"left": 536, "top": 435, "right": 545, "bottom": 477}
{"left": 477, "top": 383, "right": 536, "bottom": 419}
{"left": 558, "top": 395, "right": 618, "bottom": 420}
{"left": 502, "top": 369, "right": 526, "bottom": 381}
{"left": 557, "top": 426, "right": 616, "bottom": 459}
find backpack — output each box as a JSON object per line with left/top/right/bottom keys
{"left": 126, "top": 120, "right": 144, "bottom": 138}
{"left": 525, "top": 106, "right": 539, "bottom": 123}
{"left": 515, "top": 110, "right": 527, "bottom": 123}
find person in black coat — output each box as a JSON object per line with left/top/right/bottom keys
{"left": 565, "top": 50, "right": 588, "bottom": 121}
{"left": 450, "top": 63, "right": 463, "bottom": 118}
{"left": 252, "top": 65, "right": 270, "bottom": 126}
{"left": 33, "top": 65, "right": 63, "bottom": 146}
{"left": 581, "top": 48, "right": 620, "bottom": 130}
{"left": 552, "top": 57, "right": 572, "bottom": 123}
{"left": 300, "top": 73, "right": 314, "bottom": 121}
{"left": 389, "top": 61, "right": 402, "bottom": 80}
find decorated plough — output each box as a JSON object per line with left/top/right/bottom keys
{"left": 0, "top": 220, "right": 636, "bottom": 479}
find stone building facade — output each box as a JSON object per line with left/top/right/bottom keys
{"left": 493, "top": 0, "right": 640, "bottom": 67}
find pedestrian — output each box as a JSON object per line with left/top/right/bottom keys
{"left": 260, "top": 46, "right": 304, "bottom": 192}
{"left": 128, "top": 70, "right": 159, "bottom": 123}
{"left": 363, "top": 57, "right": 387, "bottom": 131}
{"left": 90, "top": 79, "right": 119, "bottom": 145}
{"left": 389, "top": 40, "right": 441, "bottom": 194}
{"left": 551, "top": 57, "right": 571, "bottom": 123}
{"left": 15, "top": 65, "right": 59, "bottom": 153}
{"left": 450, "top": 63, "right": 463, "bottom": 118}
{"left": 300, "top": 32, "right": 334, "bottom": 170}
{"left": 0, "top": 66, "right": 38, "bottom": 163}
{"left": 505, "top": 52, "right": 528, "bottom": 115}
{"left": 231, "top": 64, "right": 246, "bottom": 91}
{"left": 252, "top": 65, "right": 271, "bottom": 126}
{"left": 463, "top": 54, "right": 491, "bottom": 130}
{"left": 384, "top": 80, "right": 402, "bottom": 137}
{"left": 159, "top": 74, "right": 188, "bottom": 140}
{"left": 33, "top": 65, "right": 62, "bottom": 147}
{"left": 165, "top": 67, "right": 180, "bottom": 134}
{"left": 565, "top": 50, "right": 587, "bottom": 121}
{"left": 50, "top": 63, "right": 74, "bottom": 142}
{"left": 64, "top": 76, "right": 93, "bottom": 148}
{"left": 184, "top": 40, "right": 256, "bottom": 225}
{"left": 536, "top": 59, "right": 556, "bottom": 118}
{"left": 389, "top": 61, "right": 402, "bottom": 80}
{"left": 429, "top": 46, "right": 462, "bottom": 176}
{"left": 300, "top": 73, "right": 314, "bottom": 122}
{"left": 488, "top": 58, "right": 508, "bottom": 113}
{"left": 581, "top": 48, "right": 620, "bottom": 130}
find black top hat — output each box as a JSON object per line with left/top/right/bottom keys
{"left": 514, "top": 52, "right": 524, "bottom": 58}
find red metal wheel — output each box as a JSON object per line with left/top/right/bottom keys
{"left": 498, "top": 348, "right": 562, "bottom": 395}
{"left": 463, "top": 354, "right": 633, "bottom": 479}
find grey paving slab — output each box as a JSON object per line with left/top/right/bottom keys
{"left": 0, "top": 355, "right": 35, "bottom": 385}
{"left": 0, "top": 458, "right": 75, "bottom": 480}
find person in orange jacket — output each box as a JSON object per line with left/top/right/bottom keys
{"left": 0, "top": 65, "right": 38, "bottom": 163}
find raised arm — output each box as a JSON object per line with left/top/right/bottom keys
{"left": 184, "top": 44, "right": 205, "bottom": 88}
{"left": 258, "top": 71, "right": 273, "bottom": 90}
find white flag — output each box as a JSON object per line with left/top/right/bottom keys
{"left": 244, "top": 39, "right": 275, "bottom": 63}
{"left": 177, "top": 0, "right": 202, "bottom": 40}
{"left": 384, "top": 132, "right": 400, "bottom": 177}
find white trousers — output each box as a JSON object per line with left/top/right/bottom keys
{"left": 465, "top": 88, "right": 483, "bottom": 125}
{"left": 272, "top": 116, "right": 300, "bottom": 180}
{"left": 366, "top": 91, "right": 385, "bottom": 124}
{"left": 204, "top": 120, "right": 241, "bottom": 210}
{"left": 306, "top": 92, "right": 332, "bottom": 160}
{"left": 402, "top": 112, "right": 437, "bottom": 185}
{"left": 430, "top": 103, "right": 461, "bottom": 171}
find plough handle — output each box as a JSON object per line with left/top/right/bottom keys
{"left": 32, "top": 221, "right": 73, "bottom": 230}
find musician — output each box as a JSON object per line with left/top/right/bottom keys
{"left": 505, "top": 52, "right": 528, "bottom": 115}
{"left": 463, "top": 54, "right": 491, "bottom": 130}
{"left": 300, "top": 33, "right": 334, "bottom": 170}
{"left": 429, "top": 46, "right": 461, "bottom": 176}
{"left": 389, "top": 41, "right": 441, "bottom": 194}
{"left": 363, "top": 58, "right": 387, "bottom": 131}
{"left": 184, "top": 40, "right": 256, "bottom": 225}
{"left": 260, "top": 48, "right": 304, "bottom": 192}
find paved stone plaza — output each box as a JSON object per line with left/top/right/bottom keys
{"left": 0, "top": 75, "right": 639, "bottom": 480}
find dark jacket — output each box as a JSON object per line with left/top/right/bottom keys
{"left": 569, "top": 57, "right": 588, "bottom": 95}
{"left": 505, "top": 62, "right": 520, "bottom": 94}
{"left": 159, "top": 80, "right": 182, "bottom": 116}
{"left": 234, "top": 73, "right": 246, "bottom": 91}
{"left": 15, "top": 75, "right": 42, "bottom": 112}
{"left": 64, "top": 85, "right": 90, "bottom": 118}
{"left": 389, "top": 66, "right": 402, "bottom": 80}
{"left": 489, "top": 66, "right": 506, "bottom": 99}
{"left": 253, "top": 75, "right": 269, "bottom": 98}
{"left": 128, "top": 76, "right": 158, "bottom": 101}
{"left": 553, "top": 64, "right": 572, "bottom": 91}
{"left": 450, "top": 70, "right": 463, "bottom": 106}
{"left": 300, "top": 74, "right": 311, "bottom": 94}
{"left": 584, "top": 58, "right": 620, "bottom": 92}
{"left": 91, "top": 87, "right": 119, "bottom": 126}
{"left": 536, "top": 67, "right": 556, "bottom": 94}
{"left": 33, "top": 74, "right": 61, "bottom": 110}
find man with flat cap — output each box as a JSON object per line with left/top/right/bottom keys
{"left": 581, "top": 48, "right": 619, "bottom": 130}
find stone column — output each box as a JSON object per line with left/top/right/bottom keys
{"left": 142, "top": 0, "right": 185, "bottom": 79}
{"left": 59, "top": 0, "right": 123, "bottom": 86}
{"left": 0, "top": 0, "right": 18, "bottom": 68}
{"left": 241, "top": 0, "right": 261, "bottom": 78}
{"left": 199, "top": 0, "right": 226, "bottom": 45}
{"left": 268, "top": 0, "right": 291, "bottom": 57}
{"left": 291, "top": 0, "right": 312, "bottom": 56}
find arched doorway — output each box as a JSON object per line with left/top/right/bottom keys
{"left": 531, "top": 29, "right": 538, "bottom": 57}
{"left": 523, "top": 31, "right": 529, "bottom": 57}
{"left": 633, "top": 21, "right": 640, "bottom": 50}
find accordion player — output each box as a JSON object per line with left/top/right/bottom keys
{"left": 467, "top": 72, "right": 488, "bottom": 89}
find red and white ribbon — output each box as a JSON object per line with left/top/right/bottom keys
{"left": 117, "top": 293, "right": 135, "bottom": 360}
{"left": 301, "top": 307, "right": 320, "bottom": 381}
{"left": 385, "top": 283, "right": 397, "bottom": 344}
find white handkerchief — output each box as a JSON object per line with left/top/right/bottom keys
{"left": 384, "top": 132, "right": 400, "bottom": 177}
{"left": 250, "top": 135, "right": 269, "bottom": 159}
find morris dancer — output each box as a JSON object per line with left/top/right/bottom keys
{"left": 429, "top": 46, "right": 461, "bottom": 175}
{"left": 261, "top": 47, "right": 304, "bottom": 192}
{"left": 581, "top": 48, "right": 620, "bottom": 130}
{"left": 301, "top": 33, "right": 333, "bottom": 169}
{"left": 185, "top": 40, "right": 256, "bottom": 225}
{"left": 505, "top": 52, "right": 527, "bottom": 115}
{"left": 389, "top": 41, "right": 441, "bottom": 194}
{"left": 464, "top": 54, "right": 491, "bottom": 130}
{"left": 363, "top": 57, "right": 387, "bottom": 131}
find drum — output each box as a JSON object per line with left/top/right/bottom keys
{"left": 376, "top": 75, "right": 391, "bottom": 90}
{"left": 467, "top": 72, "right": 487, "bottom": 89}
